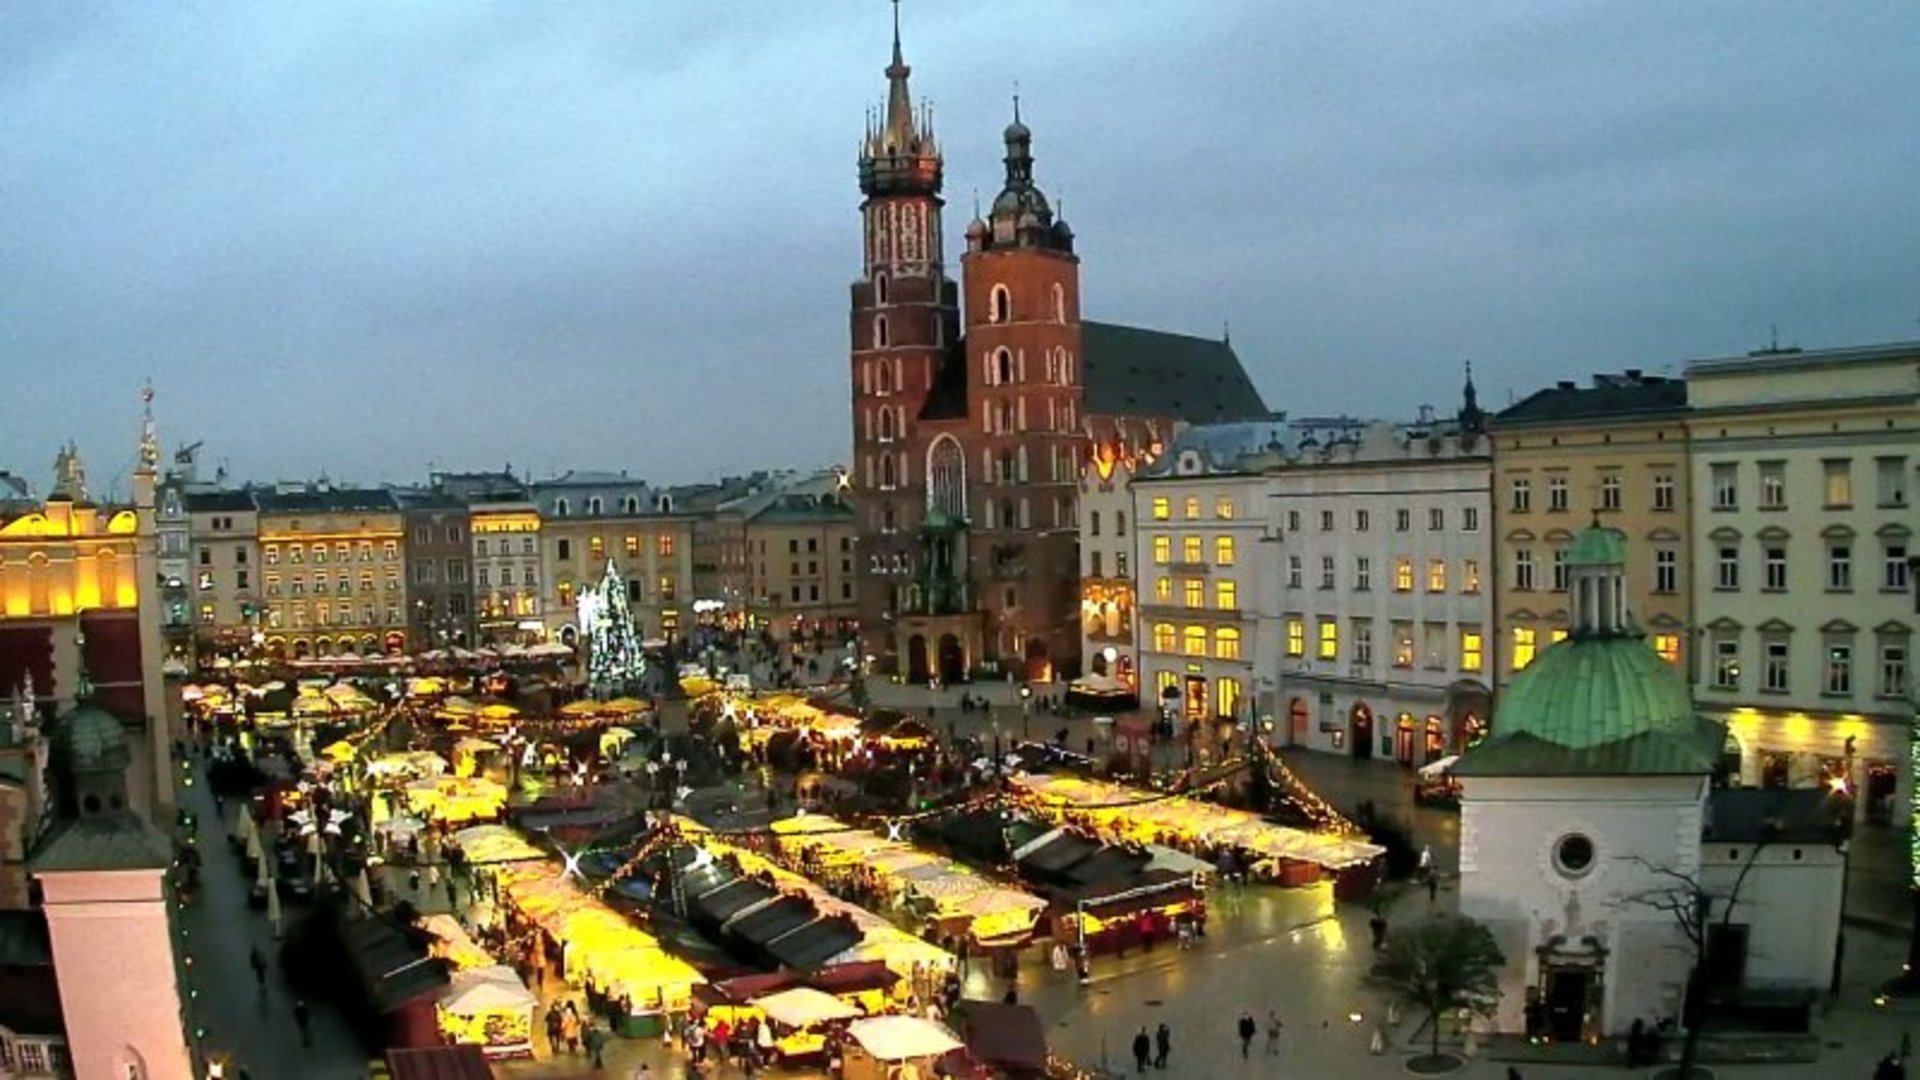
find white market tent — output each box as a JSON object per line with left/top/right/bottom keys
{"left": 443, "top": 965, "right": 537, "bottom": 1015}
{"left": 753, "top": 986, "right": 862, "bottom": 1028}
{"left": 847, "top": 1015, "right": 963, "bottom": 1060}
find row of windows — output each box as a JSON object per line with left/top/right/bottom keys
{"left": 476, "top": 536, "right": 538, "bottom": 557}
{"left": 1708, "top": 456, "right": 1908, "bottom": 512}
{"left": 1085, "top": 510, "right": 1128, "bottom": 537}
{"left": 264, "top": 603, "right": 404, "bottom": 629}
{"left": 1151, "top": 535, "right": 1238, "bottom": 566}
{"left": 1508, "top": 626, "right": 1683, "bottom": 669}
{"left": 1284, "top": 554, "right": 1484, "bottom": 595}
{"left": 1282, "top": 506, "right": 1481, "bottom": 533}
{"left": 1151, "top": 671, "right": 1246, "bottom": 720}
{"left": 981, "top": 281, "right": 1070, "bottom": 326}
{"left": 1508, "top": 471, "right": 1671, "bottom": 514}
{"left": 548, "top": 534, "right": 678, "bottom": 562}
{"left": 410, "top": 558, "right": 471, "bottom": 585}
{"left": 1086, "top": 550, "right": 1131, "bottom": 578}
{"left": 264, "top": 571, "right": 399, "bottom": 597}
{"left": 1511, "top": 547, "right": 1668, "bottom": 593}
{"left": 413, "top": 525, "right": 465, "bottom": 545}
{"left": 552, "top": 576, "right": 680, "bottom": 608}
{"left": 1148, "top": 623, "right": 1244, "bottom": 660}
{"left": 1151, "top": 496, "right": 1236, "bottom": 522}
{"left": 547, "top": 494, "right": 672, "bottom": 517}
{"left": 264, "top": 541, "right": 398, "bottom": 565}
{"left": 1284, "top": 618, "right": 1486, "bottom": 674}
{"left": 1711, "top": 538, "right": 1908, "bottom": 593}
{"left": 981, "top": 345, "right": 1075, "bottom": 389}
{"left": 1151, "top": 575, "right": 1238, "bottom": 610}
{"left": 1706, "top": 634, "right": 1909, "bottom": 699}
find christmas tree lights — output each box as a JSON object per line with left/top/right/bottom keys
{"left": 579, "top": 560, "right": 646, "bottom": 697}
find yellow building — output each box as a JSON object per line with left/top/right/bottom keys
{"left": 255, "top": 487, "right": 410, "bottom": 658}
{"left": 1490, "top": 371, "right": 1692, "bottom": 685}
{"left": 541, "top": 514, "right": 697, "bottom": 647}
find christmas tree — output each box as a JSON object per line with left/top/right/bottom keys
{"left": 580, "top": 559, "right": 646, "bottom": 697}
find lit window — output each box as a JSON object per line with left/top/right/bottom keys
{"left": 1286, "top": 619, "right": 1305, "bottom": 657}
{"left": 1714, "top": 637, "right": 1740, "bottom": 688}
{"left": 1184, "top": 497, "right": 1201, "bottom": 520}
{"left": 1460, "top": 631, "right": 1483, "bottom": 673}
{"left": 1153, "top": 536, "right": 1171, "bottom": 564}
{"left": 1182, "top": 536, "right": 1202, "bottom": 563}
{"left": 1652, "top": 634, "right": 1680, "bottom": 664}
{"left": 1215, "top": 627, "right": 1242, "bottom": 661}
{"left": 1215, "top": 497, "right": 1235, "bottom": 520}
{"left": 658, "top": 533, "right": 676, "bottom": 557}
{"left": 625, "top": 535, "right": 640, "bottom": 557}
{"left": 1215, "top": 536, "right": 1236, "bottom": 566}
{"left": 590, "top": 536, "right": 606, "bottom": 560}
{"left": 1462, "top": 559, "right": 1481, "bottom": 594}
{"left": 1154, "top": 576, "right": 1172, "bottom": 602}
{"left": 1512, "top": 628, "right": 1537, "bottom": 671}
{"left": 1153, "top": 623, "right": 1176, "bottom": 652}
{"left": 1824, "top": 643, "right": 1852, "bottom": 696}
{"left": 1218, "top": 677, "right": 1242, "bottom": 718}
{"left": 1426, "top": 560, "right": 1447, "bottom": 593}
{"left": 1183, "top": 625, "right": 1208, "bottom": 657}
{"left": 1550, "top": 628, "right": 1569, "bottom": 644}
{"left": 1823, "top": 459, "right": 1853, "bottom": 507}
{"left": 1394, "top": 558, "right": 1414, "bottom": 592}
{"left": 1215, "top": 579, "right": 1237, "bottom": 610}
{"left": 1318, "top": 619, "right": 1339, "bottom": 660}
{"left": 1152, "top": 497, "right": 1170, "bottom": 521}
{"left": 1393, "top": 623, "right": 1415, "bottom": 668}
{"left": 1184, "top": 579, "right": 1204, "bottom": 609}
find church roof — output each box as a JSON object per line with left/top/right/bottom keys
{"left": 55, "top": 703, "right": 127, "bottom": 770}
{"left": 1567, "top": 526, "right": 1627, "bottom": 568}
{"left": 1081, "top": 322, "right": 1270, "bottom": 422}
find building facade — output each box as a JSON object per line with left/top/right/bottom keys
{"left": 254, "top": 487, "right": 410, "bottom": 658}
{"left": 1491, "top": 371, "right": 1692, "bottom": 688}
{"left": 1269, "top": 407, "right": 1493, "bottom": 766}
{"left": 847, "top": 15, "right": 1268, "bottom": 683}
{"left": 399, "top": 491, "right": 474, "bottom": 649}
{"left": 717, "top": 472, "right": 861, "bottom": 644}
{"left": 532, "top": 473, "right": 695, "bottom": 647}
{"left": 1077, "top": 439, "right": 1154, "bottom": 695}
{"left": 1685, "top": 341, "right": 1918, "bottom": 824}
{"left": 184, "top": 490, "right": 260, "bottom": 662}
{"left": 1132, "top": 432, "right": 1278, "bottom": 754}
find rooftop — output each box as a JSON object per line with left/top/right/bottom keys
{"left": 1687, "top": 339, "right": 1920, "bottom": 376}
{"left": 1493, "top": 372, "right": 1687, "bottom": 427}
{"left": 252, "top": 487, "right": 401, "bottom": 514}
{"left": 1082, "top": 322, "right": 1271, "bottom": 422}
{"left": 182, "top": 489, "right": 256, "bottom": 513}
{"left": 30, "top": 813, "right": 173, "bottom": 872}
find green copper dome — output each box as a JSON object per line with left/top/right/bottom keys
{"left": 1493, "top": 637, "right": 1693, "bottom": 749}
{"left": 1566, "top": 526, "right": 1627, "bottom": 568}
{"left": 56, "top": 704, "right": 129, "bottom": 770}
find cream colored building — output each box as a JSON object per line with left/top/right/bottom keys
{"left": 1490, "top": 371, "right": 1692, "bottom": 684}
{"left": 469, "top": 501, "right": 543, "bottom": 644}
{"left": 256, "top": 487, "right": 410, "bottom": 658}
{"left": 1686, "top": 341, "right": 1917, "bottom": 824}
{"left": 1078, "top": 440, "right": 1151, "bottom": 694}
{"left": 717, "top": 472, "right": 860, "bottom": 642}
{"left": 532, "top": 473, "right": 698, "bottom": 646}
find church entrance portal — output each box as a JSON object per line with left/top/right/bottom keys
{"left": 937, "top": 634, "right": 965, "bottom": 685}
{"left": 1545, "top": 968, "right": 1592, "bottom": 1043}
{"left": 906, "top": 634, "right": 930, "bottom": 684}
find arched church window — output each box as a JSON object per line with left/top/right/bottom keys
{"left": 876, "top": 273, "right": 890, "bottom": 304}
{"left": 990, "top": 285, "right": 1012, "bottom": 324}
{"left": 880, "top": 454, "right": 898, "bottom": 490}
{"left": 878, "top": 409, "right": 897, "bottom": 443}
{"left": 993, "top": 348, "right": 1013, "bottom": 386}
{"left": 1053, "top": 283, "right": 1066, "bottom": 323}
{"left": 875, "top": 316, "right": 889, "bottom": 349}
{"left": 927, "top": 436, "right": 966, "bottom": 520}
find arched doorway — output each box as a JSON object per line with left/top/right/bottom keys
{"left": 906, "top": 634, "right": 930, "bottom": 684}
{"left": 384, "top": 630, "right": 406, "bottom": 655}
{"left": 292, "top": 638, "right": 312, "bottom": 659}
{"left": 937, "top": 634, "right": 965, "bottom": 685}
{"left": 559, "top": 625, "right": 578, "bottom": 647}
{"left": 1288, "top": 698, "right": 1309, "bottom": 745}
{"left": 1443, "top": 679, "right": 1493, "bottom": 753}
{"left": 1024, "top": 638, "right": 1051, "bottom": 682}
{"left": 1394, "top": 713, "right": 1416, "bottom": 765}
{"left": 1424, "top": 716, "right": 1446, "bottom": 763}
{"left": 1350, "top": 702, "right": 1374, "bottom": 760}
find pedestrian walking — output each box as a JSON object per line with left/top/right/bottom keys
{"left": 408, "top": 868, "right": 421, "bottom": 894}
{"left": 248, "top": 945, "right": 267, "bottom": 993}
{"left": 445, "top": 875, "right": 458, "bottom": 911}
{"left": 1427, "top": 873, "right": 1439, "bottom": 904}
{"left": 1265, "top": 1010, "right": 1283, "bottom": 1056}
{"left": 1236, "top": 1012, "right": 1255, "bottom": 1058}
{"left": 1131, "top": 1027, "right": 1151, "bottom": 1074}
{"left": 291, "top": 998, "right": 311, "bottom": 1047}
{"left": 1153, "top": 1021, "right": 1170, "bottom": 1069}
{"left": 584, "top": 1022, "right": 607, "bottom": 1068}
{"left": 1369, "top": 911, "right": 1389, "bottom": 950}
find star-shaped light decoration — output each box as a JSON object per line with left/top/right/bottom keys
{"left": 883, "top": 819, "right": 905, "bottom": 842}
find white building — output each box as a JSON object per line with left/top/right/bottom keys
{"left": 1686, "top": 341, "right": 1918, "bottom": 825}
{"left": 1270, "top": 405, "right": 1493, "bottom": 766}
{"left": 1131, "top": 425, "right": 1286, "bottom": 750}
{"left": 1076, "top": 441, "right": 1149, "bottom": 696}
{"left": 1458, "top": 526, "right": 1843, "bottom": 1042}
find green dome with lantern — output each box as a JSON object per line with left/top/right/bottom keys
{"left": 1456, "top": 523, "right": 1722, "bottom": 777}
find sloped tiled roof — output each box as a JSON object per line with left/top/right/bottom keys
{"left": 30, "top": 813, "right": 173, "bottom": 872}
{"left": 1493, "top": 378, "right": 1687, "bottom": 427}
{"left": 1082, "top": 322, "right": 1270, "bottom": 422}
{"left": 252, "top": 488, "right": 400, "bottom": 514}
{"left": 183, "top": 489, "right": 257, "bottom": 513}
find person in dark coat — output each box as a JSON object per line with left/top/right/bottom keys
{"left": 1154, "top": 1022, "right": 1171, "bottom": 1069}
{"left": 1237, "top": 1012, "right": 1256, "bottom": 1057}
{"left": 1132, "top": 1027, "right": 1151, "bottom": 1073}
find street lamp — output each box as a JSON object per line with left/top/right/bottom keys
{"left": 1019, "top": 684, "right": 1032, "bottom": 742}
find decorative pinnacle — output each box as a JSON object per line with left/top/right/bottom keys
{"left": 138, "top": 380, "right": 159, "bottom": 470}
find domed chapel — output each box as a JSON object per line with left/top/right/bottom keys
{"left": 1457, "top": 523, "right": 1847, "bottom": 1044}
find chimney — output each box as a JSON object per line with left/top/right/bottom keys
{"left": 1624, "top": 368, "right": 1644, "bottom": 381}
{"left": 1556, "top": 380, "right": 1576, "bottom": 391}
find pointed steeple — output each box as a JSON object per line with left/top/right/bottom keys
{"left": 1457, "top": 360, "right": 1486, "bottom": 435}
{"left": 858, "top": 0, "right": 941, "bottom": 198}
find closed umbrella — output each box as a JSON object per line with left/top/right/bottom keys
{"left": 266, "top": 879, "right": 284, "bottom": 938}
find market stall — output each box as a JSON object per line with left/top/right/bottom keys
{"left": 452, "top": 824, "right": 546, "bottom": 866}
{"left": 403, "top": 776, "right": 508, "bottom": 825}
{"left": 843, "top": 1015, "right": 965, "bottom": 1080}
{"left": 1010, "top": 774, "right": 1384, "bottom": 886}
{"left": 436, "top": 964, "right": 537, "bottom": 1059}
{"left": 754, "top": 985, "right": 862, "bottom": 1065}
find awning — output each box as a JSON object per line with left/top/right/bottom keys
{"left": 765, "top": 917, "right": 863, "bottom": 971}
{"left": 728, "top": 896, "right": 817, "bottom": 947}
{"left": 847, "top": 1015, "right": 964, "bottom": 1061}
{"left": 952, "top": 1000, "right": 1046, "bottom": 1071}
{"left": 754, "top": 985, "right": 861, "bottom": 1028}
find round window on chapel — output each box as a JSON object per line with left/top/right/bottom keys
{"left": 1554, "top": 834, "right": 1596, "bottom": 877}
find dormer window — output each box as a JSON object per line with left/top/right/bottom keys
{"left": 586, "top": 496, "right": 603, "bottom": 515}
{"left": 553, "top": 498, "right": 569, "bottom": 517}
{"left": 622, "top": 496, "right": 640, "bottom": 514}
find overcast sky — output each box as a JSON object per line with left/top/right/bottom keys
{"left": 4, "top": 2, "right": 1916, "bottom": 496}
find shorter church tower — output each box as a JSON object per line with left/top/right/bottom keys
{"left": 31, "top": 681, "right": 192, "bottom": 1079}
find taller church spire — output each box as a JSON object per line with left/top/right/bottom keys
{"left": 860, "top": 0, "right": 940, "bottom": 198}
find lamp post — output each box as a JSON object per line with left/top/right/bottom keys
{"left": 1019, "top": 684, "right": 1032, "bottom": 743}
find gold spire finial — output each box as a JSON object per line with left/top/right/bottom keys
{"left": 138, "top": 380, "right": 160, "bottom": 471}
